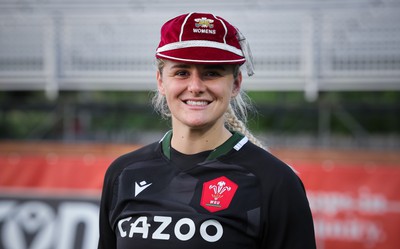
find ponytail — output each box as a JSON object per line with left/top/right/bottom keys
{"left": 225, "top": 93, "right": 268, "bottom": 151}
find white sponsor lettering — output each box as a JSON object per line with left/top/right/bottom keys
{"left": 152, "top": 216, "right": 171, "bottom": 240}
{"left": 129, "top": 216, "right": 151, "bottom": 238}
{"left": 174, "top": 218, "right": 195, "bottom": 241}
{"left": 307, "top": 187, "right": 400, "bottom": 246}
{"left": 2, "top": 201, "right": 55, "bottom": 249}
{"left": 118, "top": 216, "right": 223, "bottom": 243}
{"left": 118, "top": 217, "right": 131, "bottom": 238}
{"left": 0, "top": 200, "right": 99, "bottom": 249}
{"left": 200, "top": 219, "right": 223, "bottom": 242}
{"left": 57, "top": 202, "right": 99, "bottom": 249}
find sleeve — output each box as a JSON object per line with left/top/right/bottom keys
{"left": 97, "top": 165, "right": 118, "bottom": 249}
{"left": 260, "top": 170, "right": 316, "bottom": 249}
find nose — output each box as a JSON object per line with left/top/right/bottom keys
{"left": 187, "top": 73, "right": 206, "bottom": 94}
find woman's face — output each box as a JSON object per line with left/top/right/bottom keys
{"left": 157, "top": 60, "right": 242, "bottom": 131}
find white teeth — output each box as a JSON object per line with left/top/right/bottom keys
{"left": 186, "top": 100, "right": 209, "bottom": 106}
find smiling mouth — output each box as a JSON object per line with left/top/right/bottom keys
{"left": 185, "top": 100, "right": 210, "bottom": 106}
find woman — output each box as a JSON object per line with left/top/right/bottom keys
{"left": 98, "top": 12, "right": 316, "bottom": 249}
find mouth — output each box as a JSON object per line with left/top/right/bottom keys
{"left": 184, "top": 100, "right": 211, "bottom": 106}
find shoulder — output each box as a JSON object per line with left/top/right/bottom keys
{"left": 225, "top": 141, "right": 304, "bottom": 191}
{"left": 103, "top": 141, "right": 161, "bottom": 185}
{"left": 233, "top": 142, "right": 296, "bottom": 177}
{"left": 227, "top": 142, "right": 315, "bottom": 248}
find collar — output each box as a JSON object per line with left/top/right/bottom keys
{"left": 159, "top": 130, "right": 249, "bottom": 161}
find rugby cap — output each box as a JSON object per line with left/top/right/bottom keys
{"left": 156, "top": 12, "right": 254, "bottom": 75}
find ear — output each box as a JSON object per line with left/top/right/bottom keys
{"left": 232, "top": 71, "right": 242, "bottom": 97}
{"left": 156, "top": 70, "right": 166, "bottom": 95}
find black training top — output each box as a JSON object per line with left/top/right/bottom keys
{"left": 98, "top": 131, "right": 316, "bottom": 249}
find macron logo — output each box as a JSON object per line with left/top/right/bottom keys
{"left": 135, "top": 180, "right": 152, "bottom": 197}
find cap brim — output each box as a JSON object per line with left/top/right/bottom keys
{"left": 156, "top": 47, "right": 246, "bottom": 65}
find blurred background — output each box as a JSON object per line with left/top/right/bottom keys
{"left": 0, "top": 0, "right": 399, "bottom": 249}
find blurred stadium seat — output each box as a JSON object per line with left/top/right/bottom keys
{"left": 0, "top": 0, "right": 399, "bottom": 94}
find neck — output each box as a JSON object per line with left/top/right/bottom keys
{"left": 171, "top": 124, "right": 232, "bottom": 155}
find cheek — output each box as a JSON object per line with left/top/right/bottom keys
{"left": 162, "top": 84, "right": 183, "bottom": 104}
{"left": 218, "top": 85, "right": 236, "bottom": 100}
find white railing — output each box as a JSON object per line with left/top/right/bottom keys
{"left": 0, "top": 2, "right": 399, "bottom": 99}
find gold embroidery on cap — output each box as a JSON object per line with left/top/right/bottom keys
{"left": 194, "top": 17, "right": 214, "bottom": 28}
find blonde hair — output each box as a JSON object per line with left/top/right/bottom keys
{"left": 152, "top": 59, "right": 267, "bottom": 150}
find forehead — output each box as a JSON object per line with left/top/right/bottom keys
{"left": 164, "top": 60, "right": 232, "bottom": 71}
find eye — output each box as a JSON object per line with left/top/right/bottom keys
{"left": 204, "top": 71, "right": 222, "bottom": 78}
{"left": 175, "top": 70, "right": 189, "bottom": 77}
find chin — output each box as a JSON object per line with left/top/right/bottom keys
{"left": 183, "top": 119, "right": 210, "bottom": 129}
{"left": 186, "top": 122, "right": 208, "bottom": 129}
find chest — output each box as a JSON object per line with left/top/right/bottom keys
{"left": 112, "top": 159, "right": 262, "bottom": 248}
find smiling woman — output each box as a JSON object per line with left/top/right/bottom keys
{"left": 155, "top": 61, "right": 240, "bottom": 152}
{"left": 98, "top": 12, "right": 316, "bottom": 249}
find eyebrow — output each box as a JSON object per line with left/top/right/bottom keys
{"left": 204, "top": 65, "right": 227, "bottom": 71}
{"left": 170, "top": 64, "right": 191, "bottom": 69}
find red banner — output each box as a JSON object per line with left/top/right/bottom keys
{"left": 0, "top": 154, "right": 112, "bottom": 192}
{"left": 296, "top": 163, "right": 400, "bottom": 249}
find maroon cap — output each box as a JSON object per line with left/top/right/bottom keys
{"left": 156, "top": 12, "right": 246, "bottom": 65}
